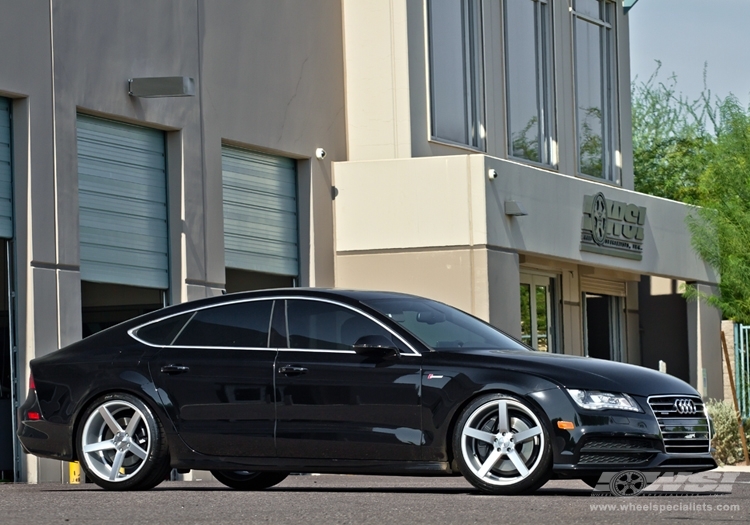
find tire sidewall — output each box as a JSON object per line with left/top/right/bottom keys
{"left": 76, "top": 392, "right": 166, "bottom": 490}
{"left": 452, "top": 393, "right": 552, "bottom": 495}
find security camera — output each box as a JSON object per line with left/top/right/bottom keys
{"left": 488, "top": 168, "right": 498, "bottom": 180}
{"left": 315, "top": 148, "right": 327, "bottom": 160}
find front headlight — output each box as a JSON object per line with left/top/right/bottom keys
{"left": 567, "top": 389, "right": 642, "bottom": 412}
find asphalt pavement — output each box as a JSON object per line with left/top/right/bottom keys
{"left": 1, "top": 472, "right": 749, "bottom": 525}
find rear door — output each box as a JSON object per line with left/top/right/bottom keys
{"left": 147, "top": 299, "right": 277, "bottom": 456}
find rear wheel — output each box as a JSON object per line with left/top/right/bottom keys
{"left": 76, "top": 393, "right": 170, "bottom": 490}
{"left": 210, "top": 470, "right": 289, "bottom": 490}
{"left": 453, "top": 394, "right": 551, "bottom": 495}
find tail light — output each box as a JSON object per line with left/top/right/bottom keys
{"left": 29, "top": 372, "right": 35, "bottom": 391}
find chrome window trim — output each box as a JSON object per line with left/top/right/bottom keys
{"left": 128, "top": 295, "right": 422, "bottom": 356}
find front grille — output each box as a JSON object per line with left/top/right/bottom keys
{"left": 579, "top": 453, "right": 653, "bottom": 465}
{"left": 648, "top": 395, "right": 711, "bottom": 454}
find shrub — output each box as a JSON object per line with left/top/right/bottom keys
{"left": 705, "top": 399, "right": 750, "bottom": 465}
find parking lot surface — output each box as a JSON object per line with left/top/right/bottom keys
{"left": 1, "top": 473, "right": 748, "bottom": 524}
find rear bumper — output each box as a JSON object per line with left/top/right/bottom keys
{"left": 17, "top": 390, "right": 75, "bottom": 461}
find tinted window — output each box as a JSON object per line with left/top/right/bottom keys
{"left": 174, "top": 300, "right": 273, "bottom": 348}
{"left": 363, "top": 298, "right": 527, "bottom": 352}
{"left": 135, "top": 312, "right": 193, "bottom": 345}
{"left": 287, "top": 300, "right": 394, "bottom": 350}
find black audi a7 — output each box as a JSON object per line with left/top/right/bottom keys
{"left": 18, "top": 289, "right": 715, "bottom": 494}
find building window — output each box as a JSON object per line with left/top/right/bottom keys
{"left": 573, "top": 0, "right": 617, "bottom": 181}
{"left": 427, "top": 0, "right": 485, "bottom": 149}
{"left": 520, "top": 273, "right": 561, "bottom": 352}
{"left": 505, "top": 0, "right": 555, "bottom": 165}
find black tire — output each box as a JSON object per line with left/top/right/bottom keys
{"left": 453, "top": 393, "right": 552, "bottom": 495}
{"left": 210, "top": 470, "right": 289, "bottom": 490}
{"left": 76, "top": 393, "right": 171, "bottom": 490}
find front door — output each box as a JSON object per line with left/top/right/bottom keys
{"left": 150, "top": 299, "right": 277, "bottom": 456}
{"left": 274, "top": 298, "right": 422, "bottom": 460}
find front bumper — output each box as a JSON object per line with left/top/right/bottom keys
{"left": 529, "top": 389, "right": 717, "bottom": 477}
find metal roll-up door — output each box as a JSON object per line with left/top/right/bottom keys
{"left": 77, "top": 115, "right": 168, "bottom": 289}
{"left": 222, "top": 146, "right": 298, "bottom": 276}
{"left": 0, "top": 98, "right": 12, "bottom": 239}
{"left": 580, "top": 276, "right": 626, "bottom": 297}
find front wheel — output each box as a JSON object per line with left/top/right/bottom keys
{"left": 453, "top": 394, "right": 551, "bottom": 495}
{"left": 76, "top": 393, "right": 171, "bottom": 490}
{"left": 210, "top": 470, "right": 289, "bottom": 490}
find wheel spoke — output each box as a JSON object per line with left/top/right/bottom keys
{"left": 463, "top": 427, "right": 495, "bottom": 444}
{"left": 108, "top": 450, "right": 126, "bottom": 481}
{"left": 129, "top": 442, "right": 148, "bottom": 460}
{"left": 496, "top": 401, "right": 509, "bottom": 433}
{"left": 124, "top": 412, "right": 142, "bottom": 436}
{"left": 477, "top": 448, "right": 504, "bottom": 478}
{"left": 82, "top": 440, "right": 117, "bottom": 454}
{"left": 99, "top": 406, "right": 123, "bottom": 434}
{"left": 507, "top": 449, "right": 530, "bottom": 478}
{"left": 513, "top": 426, "right": 541, "bottom": 444}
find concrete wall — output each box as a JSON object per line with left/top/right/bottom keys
{"left": 334, "top": 155, "right": 718, "bottom": 284}
{"left": 0, "top": 0, "right": 346, "bottom": 482}
{"left": 687, "top": 284, "right": 724, "bottom": 399}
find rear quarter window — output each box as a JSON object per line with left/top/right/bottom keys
{"left": 134, "top": 312, "right": 194, "bottom": 346}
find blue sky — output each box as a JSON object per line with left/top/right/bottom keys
{"left": 629, "top": 0, "right": 750, "bottom": 105}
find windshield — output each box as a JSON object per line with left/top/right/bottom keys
{"left": 362, "top": 297, "right": 528, "bottom": 351}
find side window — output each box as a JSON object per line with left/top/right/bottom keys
{"left": 286, "top": 300, "right": 394, "bottom": 350}
{"left": 427, "top": 0, "right": 485, "bottom": 149}
{"left": 173, "top": 300, "right": 273, "bottom": 348}
{"left": 135, "top": 312, "right": 193, "bottom": 346}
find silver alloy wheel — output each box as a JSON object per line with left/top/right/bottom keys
{"left": 460, "top": 398, "right": 545, "bottom": 486}
{"left": 80, "top": 399, "right": 152, "bottom": 483}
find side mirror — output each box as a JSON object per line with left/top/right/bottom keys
{"left": 352, "top": 335, "right": 400, "bottom": 357}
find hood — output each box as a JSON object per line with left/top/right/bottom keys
{"left": 439, "top": 349, "right": 700, "bottom": 398}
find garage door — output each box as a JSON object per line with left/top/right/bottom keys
{"left": 0, "top": 98, "right": 12, "bottom": 239}
{"left": 222, "top": 146, "right": 298, "bottom": 277}
{"left": 77, "top": 115, "right": 168, "bottom": 289}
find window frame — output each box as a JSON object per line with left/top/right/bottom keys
{"left": 503, "top": 0, "right": 557, "bottom": 167}
{"left": 426, "top": 0, "right": 487, "bottom": 151}
{"left": 129, "top": 296, "right": 421, "bottom": 356}
{"left": 571, "top": 0, "right": 620, "bottom": 183}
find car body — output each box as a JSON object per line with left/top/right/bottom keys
{"left": 18, "top": 288, "right": 716, "bottom": 493}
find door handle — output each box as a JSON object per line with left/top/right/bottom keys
{"left": 278, "top": 365, "right": 308, "bottom": 376}
{"left": 160, "top": 364, "right": 190, "bottom": 374}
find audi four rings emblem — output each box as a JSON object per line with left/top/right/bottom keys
{"left": 673, "top": 398, "right": 697, "bottom": 415}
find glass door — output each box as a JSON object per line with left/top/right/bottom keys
{"left": 520, "top": 273, "right": 560, "bottom": 352}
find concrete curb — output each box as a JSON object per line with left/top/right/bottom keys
{"left": 712, "top": 465, "right": 750, "bottom": 473}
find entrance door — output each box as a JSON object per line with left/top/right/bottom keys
{"left": 520, "top": 273, "right": 560, "bottom": 352}
{"left": 583, "top": 293, "right": 625, "bottom": 361}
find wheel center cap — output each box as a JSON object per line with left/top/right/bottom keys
{"left": 494, "top": 432, "right": 514, "bottom": 448}
{"left": 113, "top": 431, "right": 131, "bottom": 451}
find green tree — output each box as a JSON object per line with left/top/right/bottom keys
{"left": 685, "top": 96, "right": 750, "bottom": 324}
{"left": 632, "top": 63, "right": 716, "bottom": 204}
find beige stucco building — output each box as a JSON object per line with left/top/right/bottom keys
{"left": 0, "top": 0, "right": 721, "bottom": 483}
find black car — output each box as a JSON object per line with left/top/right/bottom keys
{"left": 18, "top": 289, "right": 715, "bottom": 494}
